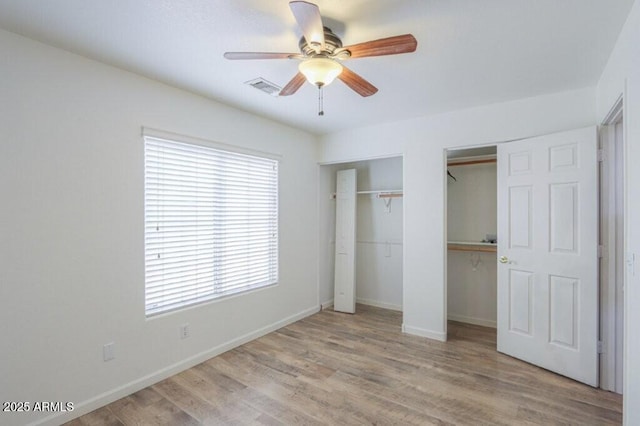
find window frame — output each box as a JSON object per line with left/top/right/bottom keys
{"left": 143, "top": 129, "right": 280, "bottom": 317}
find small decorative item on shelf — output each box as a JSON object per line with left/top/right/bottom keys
{"left": 481, "top": 234, "right": 497, "bottom": 244}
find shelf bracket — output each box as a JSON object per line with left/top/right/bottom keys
{"left": 376, "top": 192, "right": 402, "bottom": 213}
{"left": 382, "top": 196, "right": 392, "bottom": 213}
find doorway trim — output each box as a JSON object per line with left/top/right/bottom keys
{"left": 599, "top": 94, "right": 625, "bottom": 393}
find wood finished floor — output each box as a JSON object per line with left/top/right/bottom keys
{"left": 67, "top": 305, "right": 622, "bottom": 425}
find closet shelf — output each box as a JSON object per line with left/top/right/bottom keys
{"left": 447, "top": 155, "right": 496, "bottom": 167}
{"left": 447, "top": 241, "right": 497, "bottom": 253}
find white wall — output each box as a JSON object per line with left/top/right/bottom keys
{"left": 0, "top": 29, "right": 319, "bottom": 425}
{"left": 596, "top": 1, "right": 640, "bottom": 423}
{"left": 447, "top": 162, "right": 497, "bottom": 243}
{"left": 320, "top": 87, "right": 596, "bottom": 341}
{"left": 447, "top": 161, "right": 497, "bottom": 327}
{"left": 319, "top": 157, "right": 403, "bottom": 311}
{"left": 447, "top": 251, "right": 497, "bottom": 327}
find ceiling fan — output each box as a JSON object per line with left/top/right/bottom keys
{"left": 224, "top": 1, "right": 417, "bottom": 114}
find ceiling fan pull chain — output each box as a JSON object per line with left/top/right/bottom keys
{"left": 318, "top": 85, "right": 324, "bottom": 116}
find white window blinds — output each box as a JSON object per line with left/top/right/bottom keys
{"left": 144, "top": 136, "right": 279, "bottom": 316}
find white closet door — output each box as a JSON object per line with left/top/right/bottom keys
{"left": 497, "top": 126, "right": 598, "bottom": 386}
{"left": 334, "top": 169, "right": 357, "bottom": 313}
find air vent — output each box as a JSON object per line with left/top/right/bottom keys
{"left": 245, "top": 78, "right": 282, "bottom": 97}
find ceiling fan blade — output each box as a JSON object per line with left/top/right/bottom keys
{"left": 339, "top": 34, "right": 417, "bottom": 59}
{"left": 289, "top": 1, "right": 325, "bottom": 52}
{"left": 224, "top": 52, "right": 301, "bottom": 60}
{"left": 338, "top": 66, "right": 378, "bottom": 97}
{"left": 279, "top": 72, "right": 307, "bottom": 96}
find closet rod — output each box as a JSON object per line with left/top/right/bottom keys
{"left": 376, "top": 192, "right": 403, "bottom": 199}
{"left": 357, "top": 189, "right": 402, "bottom": 195}
{"left": 331, "top": 190, "right": 403, "bottom": 199}
{"left": 448, "top": 158, "right": 496, "bottom": 166}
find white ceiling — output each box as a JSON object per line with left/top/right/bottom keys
{"left": 0, "top": 0, "right": 634, "bottom": 135}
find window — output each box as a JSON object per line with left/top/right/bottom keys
{"left": 144, "top": 135, "right": 278, "bottom": 316}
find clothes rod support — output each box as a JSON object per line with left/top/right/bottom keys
{"left": 382, "top": 197, "right": 393, "bottom": 213}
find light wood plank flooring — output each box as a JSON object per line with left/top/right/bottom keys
{"left": 67, "top": 305, "right": 622, "bottom": 425}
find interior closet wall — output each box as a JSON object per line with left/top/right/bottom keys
{"left": 319, "top": 157, "right": 403, "bottom": 311}
{"left": 447, "top": 157, "right": 497, "bottom": 327}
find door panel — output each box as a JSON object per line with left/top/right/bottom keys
{"left": 550, "top": 183, "right": 579, "bottom": 253}
{"left": 334, "top": 169, "right": 357, "bottom": 313}
{"left": 509, "top": 185, "right": 533, "bottom": 249}
{"left": 508, "top": 270, "right": 533, "bottom": 335}
{"left": 549, "top": 275, "right": 578, "bottom": 348}
{"left": 497, "top": 126, "right": 598, "bottom": 386}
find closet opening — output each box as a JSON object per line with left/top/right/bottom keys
{"left": 445, "top": 146, "right": 497, "bottom": 342}
{"left": 445, "top": 131, "right": 625, "bottom": 392}
{"left": 319, "top": 156, "right": 404, "bottom": 316}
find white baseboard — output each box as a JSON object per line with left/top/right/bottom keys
{"left": 36, "top": 305, "right": 319, "bottom": 426}
{"left": 448, "top": 314, "right": 496, "bottom": 329}
{"left": 402, "top": 324, "right": 447, "bottom": 342}
{"left": 321, "top": 298, "right": 402, "bottom": 312}
{"left": 320, "top": 299, "right": 334, "bottom": 310}
{"left": 356, "top": 298, "right": 402, "bottom": 312}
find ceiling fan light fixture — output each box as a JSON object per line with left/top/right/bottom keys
{"left": 298, "top": 57, "right": 343, "bottom": 87}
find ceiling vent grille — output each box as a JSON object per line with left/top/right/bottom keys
{"left": 245, "top": 78, "right": 282, "bottom": 97}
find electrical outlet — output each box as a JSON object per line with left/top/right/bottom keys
{"left": 103, "top": 342, "right": 115, "bottom": 361}
{"left": 180, "top": 323, "right": 190, "bottom": 340}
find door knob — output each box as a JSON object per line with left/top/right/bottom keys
{"left": 499, "top": 256, "right": 509, "bottom": 264}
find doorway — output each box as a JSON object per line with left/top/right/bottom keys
{"left": 445, "top": 127, "right": 603, "bottom": 387}
{"left": 319, "top": 156, "right": 404, "bottom": 313}
{"left": 446, "top": 146, "right": 497, "bottom": 330}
